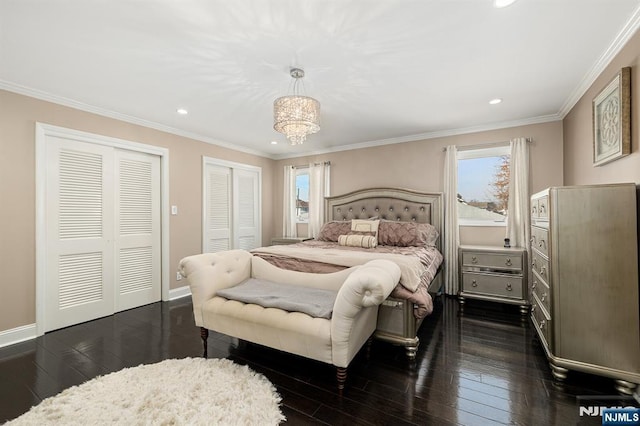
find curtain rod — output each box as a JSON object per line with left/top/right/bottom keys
{"left": 442, "top": 137, "right": 532, "bottom": 152}
{"left": 292, "top": 161, "right": 331, "bottom": 169}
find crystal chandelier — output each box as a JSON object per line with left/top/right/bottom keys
{"left": 273, "top": 68, "right": 320, "bottom": 145}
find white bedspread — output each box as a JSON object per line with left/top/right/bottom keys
{"left": 252, "top": 244, "right": 425, "bottom": 292}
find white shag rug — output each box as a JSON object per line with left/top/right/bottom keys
{"left": 8, "top": 358, "right": 285, "bottom": 425}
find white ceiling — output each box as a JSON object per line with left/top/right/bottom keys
{"left": 2, "top": 1, "right": 639, "bottom": 159}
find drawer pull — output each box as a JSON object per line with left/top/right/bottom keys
{"left": 532, "top": 258, "right": 537, "bottom": 267}
{"left": 506, "top": 283, "right": 513, "bottom": 291}
{"left": 540, "top": 320, "right": 546, "bottom": 329}
{"left": 471, "top": 256, "right": 478, "bottom": 264}
{"left": 540, "top": 266, "right": 546, "bottom": 276}
{"left": 539, "top": 239, "right": 546, "bottom": 249}
{"left": 531, "top": 305, "right": 536, "bottom": 314}
{"left": 532, "top": 206, "right": 537, "bottom": 215}
{"left": 532, "top": 280, "right": 537, "bottom": 290}
{"left": 471, "top": 279, "right": 478, "bottom": 287}
{"left": 505, "top": 258, "right": 512, "bottom": 266}
{"left": 541, "top": 292, "right": 547, "bottom": 302}
{"left": 540, "top": 204, "right": 546, "bottom": 214}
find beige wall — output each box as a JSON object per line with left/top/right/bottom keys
{"left": 0, "top": 90, "right": 565, "bottom": 335}
{"left": 273, "top": 121, "right": 564, "bottom": 246}
{"left": 564, "top": 30, "right": 640, "bottom": 185}
{"left": 0, "top": 90, "right": 275, "bottom": 333}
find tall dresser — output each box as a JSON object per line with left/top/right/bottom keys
{"left": 530, "top": 183, "right": 640, "bottom": 395}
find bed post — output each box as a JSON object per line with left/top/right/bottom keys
{"left": 200, "top": 327, "right": 209, "bottom": 358}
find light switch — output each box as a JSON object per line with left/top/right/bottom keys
{"left": 171, "top": 205, "right": 178, "bottom": 215}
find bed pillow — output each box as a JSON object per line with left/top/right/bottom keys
{"left": 378, "top": 220, "right": 439, "bottom": 247}
{"left": 351, "top": 219, "right": 380, "bottom": 237}
{"left": 337, "top": 233, "right": 378, "bottom": 248}
{"left": 317, "top": 220, "right": 352, "bottom": 242}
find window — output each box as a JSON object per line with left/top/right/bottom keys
{"left": 457, "top": 145, "right": 510, "bottom": 226}
{"left": 295, "top": 169, "right": 309, "bottom": 223}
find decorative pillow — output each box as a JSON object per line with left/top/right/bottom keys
{"left": 317, "top": 220, "right": 351, "bottom": 242}
{"left": 351, "top": 219, "right": 380, "bottom": 237}
{"left": 378, "top": 220, "right": 439, "bottom": 247}
{"left": 338, "top": 234, "right": 378, "bottom": 248}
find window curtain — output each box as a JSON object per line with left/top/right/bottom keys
{"left": 282, "top": 165, "right": 297, "bottom": 238}
{"left": 308, "top": 162, "right": 330, "bottom": 239}
{"left": 443, "top": 146, "right": 460, "bottom": 295}
{"left": 506, "top": 137, "right": 531, "bottom": 250}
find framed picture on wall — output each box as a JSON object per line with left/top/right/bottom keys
{"left": 592, "top": 67, "right": 631, "bottom": 166}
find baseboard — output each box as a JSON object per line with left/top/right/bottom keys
{"left": 1, "top": 290, "right": 191, "bottom": 348}
{"left": 0, "top": 323, "right": 37, "bottom": 349}
{"left": 169, "top": 285, "right": 191, "bottom": 300}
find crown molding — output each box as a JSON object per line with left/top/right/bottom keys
{"left": 272, "top": 114, "right": 561, "bottom": 160}
{"left": 557, "top": 3, "right": 640, "bottom": 117}
{"left": 0, "top": 80, "right": 273, "bottom": 159}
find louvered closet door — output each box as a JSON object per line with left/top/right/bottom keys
{"left": 46, "top": 137, "right": 115, "bottom": 332}
{"left": 233, "top": 168, "right": 260, "bottom": 250}
{"left": 204, "top": 164, "right": 232, "bottom": 252}
{"left": 114, "top": 150, "right": 160, "bottom": 312}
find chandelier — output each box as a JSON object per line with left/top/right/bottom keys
{"left": 273, "top": 68, "right": 320, "bottom": 145}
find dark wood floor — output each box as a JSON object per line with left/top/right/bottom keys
{"left": 1, "top": 296, "right": 637, "bottom": 425}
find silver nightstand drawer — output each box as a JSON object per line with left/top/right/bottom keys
{"left": 461, "top": 252, "right": 523, "bottom": 271}
{"left": 462, "top": 272, "right": 523, "bottom": 299}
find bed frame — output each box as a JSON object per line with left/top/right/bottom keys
{"left": 325, "top": 187, "right": 443, "bottom": 359}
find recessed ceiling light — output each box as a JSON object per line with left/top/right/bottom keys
{"left": 494, "top": 0, "right": 517, "bottom": 8}
{"left": 176, "top": 108, "right": 188, "bottom": 115}
{"left": 489, "top": 98, "right": 503, "bottom": 105}
{"left": 270, "top": 141, "right": 278, "bottom": 145}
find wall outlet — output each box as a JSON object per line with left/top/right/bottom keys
{"left": 176, "top": 271, "right": 182, "bottom": 281}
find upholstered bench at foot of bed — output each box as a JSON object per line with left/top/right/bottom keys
{"left": 179, "top": 249, "right": 401, "bottom": 391}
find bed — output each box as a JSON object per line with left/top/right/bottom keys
{"left": 252, "top": 187, "right": 443, "bottom": 359}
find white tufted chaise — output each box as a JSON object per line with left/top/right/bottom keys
{"left": 178, "top": 249, "right": 401, "bottom": 390}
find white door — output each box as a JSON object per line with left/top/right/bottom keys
{"left": 114, "top": 150, "right": 161, "bottom": 312}
{"left": 202, "top": 158, "right": 261, "bottom": 253}
{"left": 46, "top": 137, "right": 116, "bottom": 331}
{"left": 45, "top": 137, "right": 161, "bottom": 331}
{"left": 203, "top": 164, "right": 232, "bottom": 253}
{"left": 233, "top": 168, "right": 260, "bottom": 250}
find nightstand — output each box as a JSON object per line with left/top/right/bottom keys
{"left": 270, "top": 236, "right": 313, "bottom": 245}
{"left": 458, "top": 245, "right": 528, "bottom": 315}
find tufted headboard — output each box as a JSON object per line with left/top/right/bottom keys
{"left": 325, "top": 188, "right": 443, "bottom": 251}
